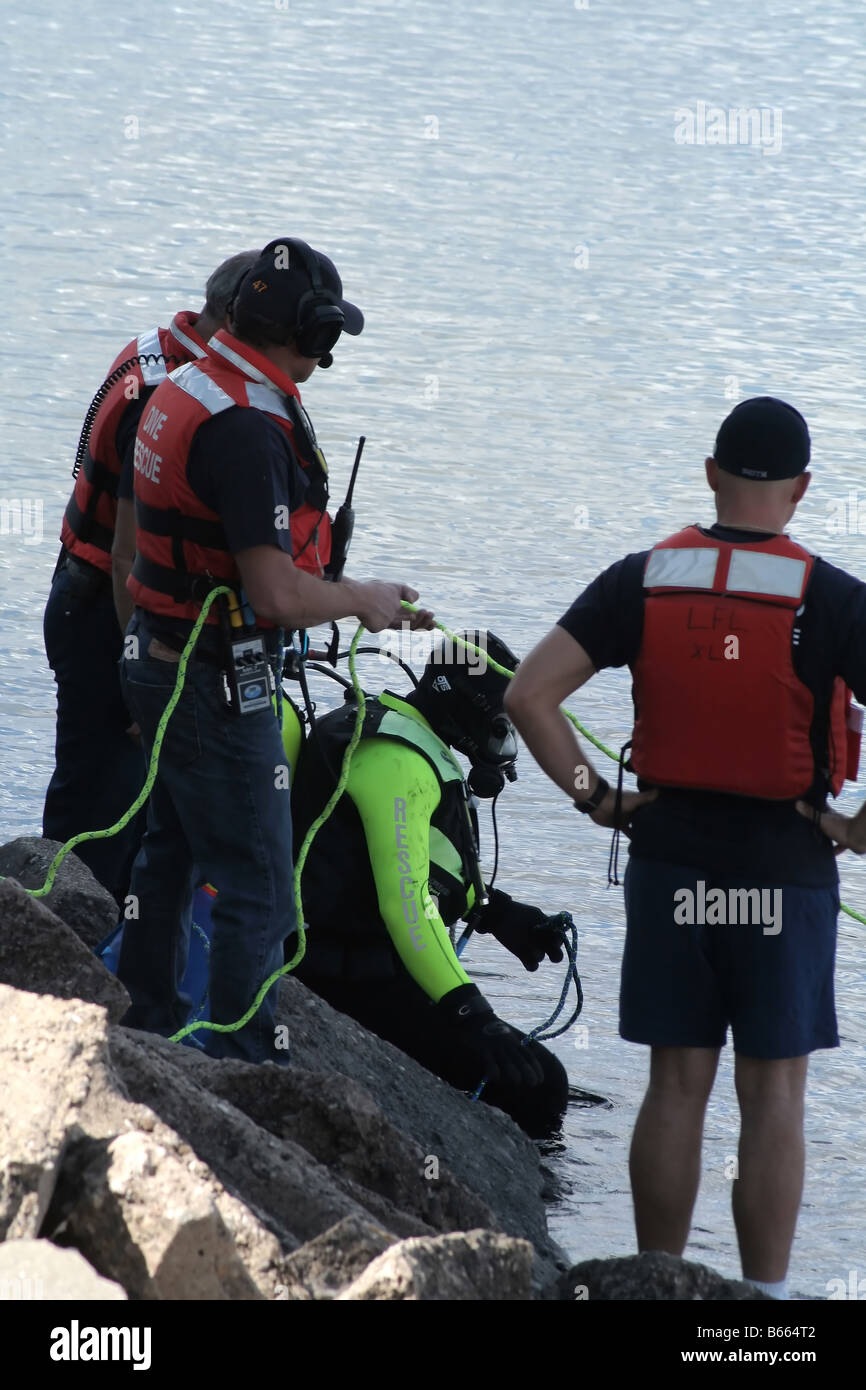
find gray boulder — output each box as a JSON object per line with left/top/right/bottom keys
{"left": 45, "top": 1128, "right": 267, "bottom": 1301}
{"left": 275, "top": 975, "right": 565, "bottom": 1288}
{"left": 0, "top": 838, "right": 119, "bottom": 949}
{"left": 0, "top": 1239, "right": 126, "bottom": 1300}
{"left": 276, "top": 1216, "right": 397, "bottom": 1300}
{"left": 0, "top": 879, "right": 129, "bottom": 1023}
{"left": 568, "top": 1251, "right": 772, "bottom": 1300}
{"left": 0, "top": 984, "right": 108, "bottom": 1240}
{"left": 0, "top": 836, "right": 569, "bottom": 1298}
{"left": 0, "top": 982, "right": 287, "bottom": 1299}
{"left": 339, "top": 1230, "right": 534, "bottom": 1301}
{"left": 125, "top": 1032, "right": 498, "bottom": 1238}
{"left": 107, "top": 1027, "right": 431, "bottom": 1248}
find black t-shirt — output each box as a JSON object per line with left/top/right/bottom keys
{"left": 558, "top": 524, "right": 866, "bottom": 886}
{"left": 186, "top": 406, "right": 302, "bottom": 556}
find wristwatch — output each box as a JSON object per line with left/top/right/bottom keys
{"left": 574, "top": 776, "right": 610, "bottom": 814}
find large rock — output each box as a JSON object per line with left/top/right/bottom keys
{"left": 0, "top": 983, "right": 288, "bottom": 1299}
{"left": 0, "top": 837, "right": 567, "bottom": 1296}
{"left": 568, "top": 1252, "right": 772, "bottom": 1301}
{"left": 0, "top": 985, "right": 108, "bottom": 1240}
{"left": 44, "top": 1129, "right": 268, "bottom": 1301}
{"left": 277, "top": 1216, "right": 396, "bottom": 1300}
{"left": 0, "top": 1240, "right": 126, "bottom": 1301}
{"left": 124, "top": 1031, "right": 498, "bottom": 1238}
{"left": 0, "top": 838, "right": 119, "bottom": 949}
{"left": 338, "top": 1230, "right": 534, "bottom": 1301}
{"left": 275, "top": 975, "right": 565, "bottom": 1290}
{"left": 0, "top": 880, "right": 129, "bottom": 1022}
{"left": 108, "top": 1028, "right": 431, "bottom": 1249}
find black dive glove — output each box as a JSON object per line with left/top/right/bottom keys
{"left": 437, "top": 984, "right": 544, "bottom": 1088}
{"left": 474, "top": 889, "right": 565, "bottom": 972}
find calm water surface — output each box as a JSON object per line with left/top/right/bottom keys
{"left": 1, "top": 0, "right": 864, "bottom": 1298}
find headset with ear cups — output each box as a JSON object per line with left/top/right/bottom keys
{"left": 283, "top": 238, "right": 345, "bottom": 361}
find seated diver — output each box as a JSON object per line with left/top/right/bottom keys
{"left": 289, "top": 630, "right": 571, "bottom": 1137}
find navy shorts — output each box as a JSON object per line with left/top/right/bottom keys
{"left": 620, "top": 857, "right": 839, "bottom": 1058}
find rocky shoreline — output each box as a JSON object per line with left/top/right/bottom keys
{"left": 0, "top": 838, "right": 770, "bottom": 1301}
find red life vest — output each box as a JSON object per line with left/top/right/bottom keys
{"left": 127, "top": 330, "right": 332, "bottom": 624}
{"left": 61, "top": 313, "right": 209, "bottom": 575}
{"left": 630, "top": 525, "right": 859, "bottom": 800}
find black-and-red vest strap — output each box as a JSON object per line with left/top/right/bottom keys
{"left": 128, "top": 330, "right": 331, "bottom": 622}
{"left": 61, "top": 314, "right": 208, "bottom": 574}
{"left": 630, "top": 524, "right": 859, "bottom": 800}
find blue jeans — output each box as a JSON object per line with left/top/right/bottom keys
{"left": 43, "top": 560, "right": 147, "bottom": 906}
{"left": 117, "top": 611, "right": 295, "bottom": 1064}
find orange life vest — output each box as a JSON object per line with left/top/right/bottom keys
{"left": 60, "top": 313, "right": 209, "bottom": 575}
{"left": 127, "top": 330, "right": 332, "bottom": 624}
{"left": 630, "top": 525, "right": 859, "bottom": 800}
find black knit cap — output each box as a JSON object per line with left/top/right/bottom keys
{"left": 714, "top": 397, "right": 810, "bottom": 481}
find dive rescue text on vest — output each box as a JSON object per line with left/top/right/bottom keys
{"left": 134, "top": 404, "right": 169, "bottom": 483}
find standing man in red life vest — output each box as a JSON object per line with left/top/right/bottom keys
{"left": 505, "top": 397, "right": 866, "bottom": 1299}
{"left": 43, "top": 250, "right": 258, "bottom": 907}
{"left": 117, "top": 237, "right": 434, "bottom": 1065}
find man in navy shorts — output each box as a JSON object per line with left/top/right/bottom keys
{"left": 505, "top": 397, "right": 866, "bottom": 1299}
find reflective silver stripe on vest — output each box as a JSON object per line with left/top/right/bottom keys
{"left": 644, "top": 547, "right": 718, "bottom": 589}
{"left": 727, "top": 549, "right": 807, "bottom": 600}
{"left": 245, "top": 382, "right": 290, "bottom": 420}
{"left": 169, "top": 314, "right": 207, "bottom": 360}
{"left": 170, "top": 362, "right": 235, "bottom": 416}
{"left": 136, "top": 327, "right": 168, "bottom": 385}
{"left": 208, "top": 334, "right": 270, "bottom": 384}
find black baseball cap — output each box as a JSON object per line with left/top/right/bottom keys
{"left": 234, "top": 238, "right": 364, "bottom": 336}
{"left": 714, "top": 397, "right": 811, "bottom": 480}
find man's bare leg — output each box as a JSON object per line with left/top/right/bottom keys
{"left": 629, "top": 1045, "right": 721, "bottom": 1254}
{"left": 733, "top": 1053, "right": 808, "bottom": 1283}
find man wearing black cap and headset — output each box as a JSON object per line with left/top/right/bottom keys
{"left": 291, "top": 631, "right": 570, "bottom": 1136}
{"left": 506, "top": 397, "right": 866, "bottom": 1295}
{"left": 118, "top": 238, "right": 433, "bottom": 1066}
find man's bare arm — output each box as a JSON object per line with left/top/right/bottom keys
{"left": 504, "top": 628, "right": 600, "bottom": 799}
{"left": 235, "top": 545, "right": 434, "bottom": 633}
{"left": 505, "top": 626, "right": 656, "bottom": 826}
{"left": 111, "top": 497, "right": 136, "bottom": 631}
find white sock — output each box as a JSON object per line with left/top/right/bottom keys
{"left": 747, "top": 1277, "right": 788, "bottom": 1300}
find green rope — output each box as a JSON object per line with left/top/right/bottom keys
{"left": 417, "top": 606, "right": 617, "bottom": 760}
{"left": 22, "top": 588, "right": 232, "bottom": 900}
